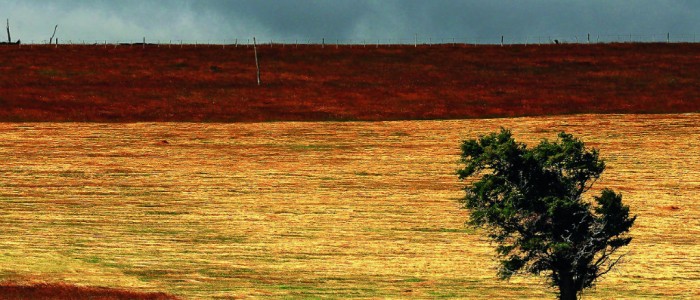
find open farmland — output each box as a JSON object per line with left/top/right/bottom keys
{"left": 0, "top": 114, "right": 698, "bottom": 299}
{"left": 1, "top": 43, "right": 700, "bottom": 122}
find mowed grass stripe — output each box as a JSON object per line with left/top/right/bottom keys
{"left": 0, "top": 114, "right": 698, "bottom": 299}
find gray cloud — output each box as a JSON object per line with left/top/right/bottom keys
{"left": 3, "top": 0, "right": 700, "bottom": 44}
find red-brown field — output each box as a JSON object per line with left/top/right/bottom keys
{"left": 0, "top": 43, "right": 699, "bottom": 122}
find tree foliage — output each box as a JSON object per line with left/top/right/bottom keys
{"left": 458, "top": 128, "right": 635, "bottom": 299}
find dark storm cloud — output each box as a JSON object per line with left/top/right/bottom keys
{"left": 3, "top": 0, "right": 700, "bottom": 43}
{"left": 192, "top": 0, "right": 371, "bottom": 39}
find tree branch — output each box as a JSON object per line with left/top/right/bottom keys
{"left": 596, "top": 251, "right": 626, "bottom": 279}
{"left": 49, "top": 25, "right": 58, "bottom": 44}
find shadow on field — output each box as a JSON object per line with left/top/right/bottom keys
{"left": 0, "top": 282, "right": 180, "bottom": 300}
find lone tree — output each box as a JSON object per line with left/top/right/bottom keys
{"left": 457, "top": 129, "right": 635, "bottom": 300}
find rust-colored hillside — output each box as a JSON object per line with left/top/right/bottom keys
{"left": 1, "top": 43, "right": 699, "bottom": 122}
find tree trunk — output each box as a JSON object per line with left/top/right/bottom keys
{"left": 558, "top": 274, "right": 578, "bottom": 300}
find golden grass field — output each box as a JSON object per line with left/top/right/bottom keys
{"left": 0, "top": 114, "right": 698, "bottom": 299}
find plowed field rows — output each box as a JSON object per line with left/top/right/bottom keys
{"left": 0, "top": 114, "right": 698, "bottom": 299}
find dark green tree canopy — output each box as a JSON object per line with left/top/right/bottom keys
{"left": 458, "top": 128, "right": 635, "bottom": 300}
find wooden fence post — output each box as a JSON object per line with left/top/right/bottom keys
{"left": 254, "top": 37, "right": 261, "bottom": 86}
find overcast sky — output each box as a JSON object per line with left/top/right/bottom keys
{"left": 3, "top": 0, "right": 700, "bottom": 44}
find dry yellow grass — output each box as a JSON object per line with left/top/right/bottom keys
{"left": 0, "top": 114, "right": 698, "bottom": 299}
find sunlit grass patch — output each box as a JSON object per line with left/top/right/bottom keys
{"left": 0, "top": 114, "right": 697, "bottom": 299}
{"left": 288, "top": 144, "right": 338, "bottom": 151}
{"left": 144, "top": 211, "right": 190, "bottom": 216}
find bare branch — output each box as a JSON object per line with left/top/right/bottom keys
{"left": 596, "top": 252, "right": 626, "bottom": 279}
{"left": 6, "top": 19, "right": 11, "bottom": 43}
{"left": 49, "top": 25, "right": 58, "bottom": 44}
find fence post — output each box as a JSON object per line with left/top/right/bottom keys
{"left": 322, "top": 38, "right": 324, "bottom": 48}
{"left": 415, "top": 33, "right": 418, "bottom": 47}
{"left": 588, "top": 33, "right": 590, "bottom": 44}
{"left": 253, "top": 37, "right": 261, "bottom": 86}
{"left": 501, "top": 35, "right": 504, "bottom": 46}
{"left": 667, "top": 32, "right": 670, "bottom": 43}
